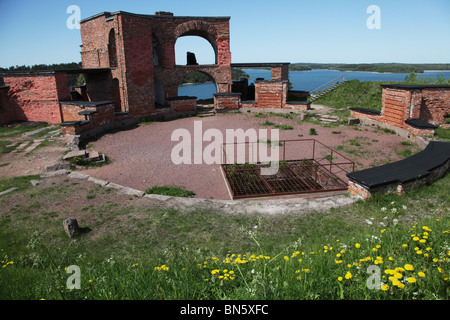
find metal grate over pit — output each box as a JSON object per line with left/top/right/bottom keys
{"left": 221, "top": 139, "right": 355, "bottom": 199}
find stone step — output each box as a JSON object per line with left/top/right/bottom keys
{"left": 63, "top": 149, "right": 87, "bottom": 160}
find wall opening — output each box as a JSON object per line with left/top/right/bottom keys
{"left": 178, "top": 71, "right": 217, "bottom": 100}
{"left": 108, "top": 29, "right": 118, "bottom": 68}
{"left": 154, "top": 76, "right": 165, "bottom": 106}
{"left": 175, "top": 36, "right": 217, "bottom": 66}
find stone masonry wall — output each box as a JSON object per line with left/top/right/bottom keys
{"left": 80, "top": 12, "right": 232, "bottom": 118}
{"left": 3, "top": 73, "right": 71, "bottom": 124}
{"left": 255, "top": 81, "right": 288, "bottom": 109}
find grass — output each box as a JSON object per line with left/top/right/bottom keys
{"left": 0, "top": 171, "right": 448, "bottom": 300}
{"left": 145, "top": 185, "right": 196, "bottom": 198}
{"left": 274, "top": 124, "right": 293, "bottom": 130}
{"left": 435, "top": 128, "right": 450, "bottom": 141}
{"left": 312, "top": 80, "right": 393, "bottom": 111}
{"left": 0, "top": 174, "right": 41, "bottom": 193}
{"left": 0, "top": 122, "right": 49, "bottom": 138}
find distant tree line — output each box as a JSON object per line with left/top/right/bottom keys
{"left": 289, "top": 63, "right": 450, "bottom": 73}
{"left": 180, "top": 68, "right": 250, "bottom": 85}
{"left": 0, "top": 62, "right": 83, "bottom": 87}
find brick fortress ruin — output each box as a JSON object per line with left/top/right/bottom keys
{"left": 0, "top": 11, "right": 310, "bottom": 138}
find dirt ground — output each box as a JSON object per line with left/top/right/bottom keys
{"left": 77, "top": 109, "right": 411, "bottom": 200}
{"left": 0, "top": 107, "right": 415, "bottom": 200}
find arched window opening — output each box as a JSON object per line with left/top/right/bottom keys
{"left": 175, "top": 36, "right": 217, "bottom": 66}
{"left": 108, "top": 29, "right": 118, "bottom": 68}
{"left": 152, "top": 33, "right": 160, "bottom": 67}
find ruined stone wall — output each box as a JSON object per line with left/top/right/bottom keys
{"left": 80, "top": 12, "right": 232, "bottom": 118}
{"left": 271, "top": 65, "right": 289, "bottom": 81}
{"left": 417, "top": 89, "right": 450, "bottom": 125}
{"left": 0, "top": 86, "right": 17, "bottom": 125}
{"left": 255, "top": 80, "right": 288, "bottom": 109}
{"left": 214, "top": 93, "right": 241, "bottom": 110}
{"left": 3, "top": 73, "right": 71, "bottom": 124}
{"left": 381, "top": 87, "right": 411, "bottom": 129}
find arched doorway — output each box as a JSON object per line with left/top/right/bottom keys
{"left": 178, "top": 70, "right": 217, "bottom": 101}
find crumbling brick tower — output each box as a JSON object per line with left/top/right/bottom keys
{"left": 80, "top": 11, "right": 232, "bottom": 117}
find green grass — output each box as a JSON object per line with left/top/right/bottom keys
{"left": 274, "top": 124, "right": 293, "bottom": 130}
{"left": 145, "top": 185, "right": 196, "bottom": 198}
{"left": 435, "top": 128, "right": 450, "bottom": 141}
{"left": 313, "top": 80, "right": 387, "bottom": 111}
{"left": 261, "top": 120, "right": 275, "bottom": 126}
{"left": 0, "top": 173, "right": 448, "bottom": 300}
{"left": 0, "top": 174, "right": 40, "bottom": 193}
{"left": 0, "top": 123, "right": 49, "bottom": 138}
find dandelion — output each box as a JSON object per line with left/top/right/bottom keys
{"left": 345, "top": 271, "right": 352, "bottom": 280}
{"left": 338, "top": 277, "right": 343, "bottom": 281}
{"left": 381, "top": 284, "right": 389, "bottom": 291}
{"left": 407, "top": 277, "right": 417, "bottom": 284}
{"left": 355, "top": 243, "right": 361, "bottom": 249}
{"left": 394, "top": 273, "right": 403, "bottom": 279}
{"left": 418, "top": 272, "right": 425, "bottom": 278}
{"left": 284, "top": 256, "right": 290, "bottom": 261}
{"left": 404, "top": 264, "right": 414, "bottom": 271}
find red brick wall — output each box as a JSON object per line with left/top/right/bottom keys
{"left": 60, "top": 103, "right": 84, "bottom": 122}
{"left": 3, "top": 73, "right": 70, "bottom": 124}
{"left": 419, "top": 89, "right": 450, "bottom": 125}
{"left": 381, "top": 87, "right": 450, "bottom": 128}
{"left": 255, "top": 81, "right": 288, "bottom": 109}
{"left": 214, "top": 93, "right": 241, "bottom": 110}
{"left": 80, "top": 12, "right": 232, "bottom": 117}
{"left": 271, "top": 65, "right": 289, "bottom": 81}
{"left": 0, "top": 87, "right": 18, "bottom": 125}
{"left": 381, "top": 88, "right": 411, "bottom": 128}
{"left": 168, "top": 97, "right": 197, "bottom": 112}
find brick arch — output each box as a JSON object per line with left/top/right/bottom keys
{"left": 174, "top": 20, "right": 219, "bottom": 64}
{"left": 175, "top": 67, "right": 220, "bottom": 92}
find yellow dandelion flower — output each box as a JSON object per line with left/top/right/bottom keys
{"left": 407, "top": 277, "right": 417, "bottom": 283}
{"left": 402, "top": 244, "right": 408, "bottom": 248}
{"left": 404, "top": 264, "right": 414, "bottom": 271}
{"left": 418, "top": 272, "right": 425, "bottom": 278}
{"left": 416, "top": 250, "right": 423, "bottom": 255}
{"left": 394, "top": 273, "right": 403, "bottom": 279}
{"left": 381, "top": 284, "right": 389, "bottom": 291}
{"left": 284, "top": 256, "right": 290, "bottom": 261}
{"left": 345, "top": 271, "right": 352, "bottom": 280}
{"left": 338, "top": 277, "right": 343, "bottom": 281}
{"left": 355, "top": 243, "right": 361, "bottom": 249}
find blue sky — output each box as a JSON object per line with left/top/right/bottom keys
{"left": 0, "top": 0, "right": 449, "bottom": 68}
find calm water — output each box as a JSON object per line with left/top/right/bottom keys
{"left": 178, "top": 69, "right": 450, "bottom": 99}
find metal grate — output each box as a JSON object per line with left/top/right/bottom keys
{"left": 221, "top": 139, "right": 355, "bottom": 199}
